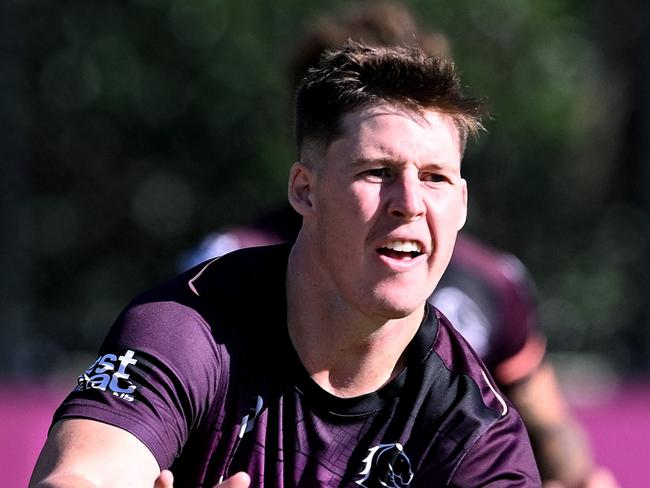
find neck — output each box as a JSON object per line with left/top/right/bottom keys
{"left": 286, "top": 238, "right": 424, "bottom": 398}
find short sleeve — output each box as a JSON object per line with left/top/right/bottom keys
{"left": 53, "top": 299, "right": 223, "bottom": 469}
{"left": 449, "top": 411, "right": 541, "bottom": 487}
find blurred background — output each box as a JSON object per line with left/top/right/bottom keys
{"left": 1, "top": 0, "right": 648, "bottom": 486}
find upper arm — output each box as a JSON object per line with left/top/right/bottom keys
{"left": 33, "top": 283, "right": 224, "bottom": 486}
{"left": 50, "top": 299, "right": 223, "bottom": 470}
{"left": 30, "top": 418, "right": 160, "bottom": 488}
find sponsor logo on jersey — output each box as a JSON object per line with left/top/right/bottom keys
{"left": 356, "top": 443, "right": 413, "bottom": 488}
{"left": 75, "top": 350, "right": 138, "bottom": 402}
{"left": 239, "top": 395, "right": 264, "bottom": 438}
{"left": 219, "top": 395, "right": 265, "bottom": 484}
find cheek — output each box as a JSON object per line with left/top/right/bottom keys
{"left": 349, "top": 184, "right": 383, "bottom": 219}
{"left": 321, "top": 185, "right": 376, "bottom": 227}
{"left": 317, "top": 192, "right": 366, "bottom": 244}
{"left": 429, "top": 195, "right": 465, "bottom": 235}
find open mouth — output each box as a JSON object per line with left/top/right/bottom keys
{"left": 377, "top": 240, "right": 424, "bottom": 260}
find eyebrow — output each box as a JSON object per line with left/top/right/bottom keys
{"left": 350, "top": 157, "right": 401, "bottom": 168}
{"left": 351, "top": 156, "right": 452, "bottom": 171}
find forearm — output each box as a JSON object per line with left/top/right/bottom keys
{"left": 30, "top": 474, "right": 100, "bottom": 488}
{"left": 503, "top": 362, "right": 594, "bottom": 487}
{"left": 30, "top": 419, "right": 162, "bottom": 488}
{"left": 527, "top": 416, "right": 593, "bottom": 486}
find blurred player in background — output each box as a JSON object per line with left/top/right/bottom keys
{"left": 181, "top": 3, "right": 618, "bottom": 487}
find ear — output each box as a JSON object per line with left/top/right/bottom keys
{"left": 288, "top": 161, "right": 316, "bottom": 217}
{"left": 457, "top": 178, "right": 468, "bottom": 230}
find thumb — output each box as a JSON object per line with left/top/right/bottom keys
{"left": 154, "top": 469, "right": 174, "bottom": 488}
{"left": 216, "top": 471, "right": 251, "bottom": 488}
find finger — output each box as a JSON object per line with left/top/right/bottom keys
{"left": 154, "top": 469, "right": 174, "bottom": 488}
{"left": 216, "top": 471, "right": 251, "bottom": 487}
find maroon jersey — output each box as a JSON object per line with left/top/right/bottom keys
{"left": 54, "top": 244, "right": 540, "bottom": 487}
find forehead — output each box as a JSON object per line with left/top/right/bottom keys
{"left": 330, "top": 103, "right": 462, "bottom": 165}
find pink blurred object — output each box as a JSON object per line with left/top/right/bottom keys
{"left": 574, "top": 381, "right": 650, "bottom": 488}
{"left": 0, "top": 382, "right": 67, "bottom": 488}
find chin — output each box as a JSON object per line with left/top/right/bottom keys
{"left": 366, "top": 293, "right": 426, "bottom": 321}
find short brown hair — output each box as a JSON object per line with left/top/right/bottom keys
{"left": 295, "top": 41, "right": 485, "bottom": 159}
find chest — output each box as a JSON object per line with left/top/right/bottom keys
{"left": 171, "top": 369, "right": 489, "bottom": 488}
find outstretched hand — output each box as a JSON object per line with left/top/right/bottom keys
{"left": 154, "top": 470, "right": 174, "bottom": 488}
{"left": 154, "top": 470, "right": 251, "bottom": 488}
{"left": 216, "top": 472, "right": 251, "bottom": 488}
{"left": 542, "top": 467, "right": 620, "bottom": 488}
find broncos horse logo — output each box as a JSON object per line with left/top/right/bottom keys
{"left": 356, "top": 443, "right": 413, "bottom": 488}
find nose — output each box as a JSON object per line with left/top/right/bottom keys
{"left": 387, "top": 173, "right": 425, "bottom": 220}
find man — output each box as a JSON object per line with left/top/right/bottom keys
{"left": 178, "top": 4, "right": 618, "bottom": 487}
{"left": 30, "top": 42, "right": 540, "bottom": 486}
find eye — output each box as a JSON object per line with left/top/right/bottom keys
{"left": 421, "top": 172, "right": 448, "bottom": 184}
{"left": 362, "top": 168, "right": 392, "bottom": 181}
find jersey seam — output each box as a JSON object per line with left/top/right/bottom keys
{"left": 447, "top": 414, "right": 502, "bottom": 485}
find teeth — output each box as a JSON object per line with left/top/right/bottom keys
{"left": 383, "top": 241, "right": 422, "bottom": 253}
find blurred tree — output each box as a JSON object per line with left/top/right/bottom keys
{"left": 1, "top": 0, "right": 37, "bottom": 375}
{"left": 3, "top": 0, "right": 647, "bottom": 378}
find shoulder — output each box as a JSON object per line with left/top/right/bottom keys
{"left": 182, "top": 243, "right": 291, "bottom": 300}
{"left": 429, "top": 309, "right": 509, "bottom": 419}
{"left": 96, "top": 245, "right": 291, "bottom": 391}
{"left": 451, "top": 408, "right": 542, "bottom": 485}
{"left": 426, "top": 311, "right": 541, "bottom": 484}
{"left": 115, "top": 243, "right": 291, "bottom": 338}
